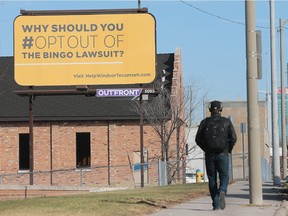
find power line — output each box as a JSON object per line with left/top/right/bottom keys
{"left": 179, "top": 0, "right": 271, "bottom": 30}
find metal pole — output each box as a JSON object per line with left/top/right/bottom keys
{"left": 280, "top": 18, "right": 288, "bottom": 179}
{"left": 80, "top": 168, "right": 83, "bottom": 186}
{"left": 140, "top": 88, "right": 144, "bottom": 188}
{"left": 189, "top": 86, "right": 192, "bottom": 127}
{"left": 107, "top": 122, "right": 111, "bottom": 186}
{"left": 270, "top": 0, "right": 281, "bottom": 185}
{"left": 50, "top": 123, "right": 53, "bottom": 185}
{"left": 241, "top": 123, "right": 246, "bottom": 179}
{"left": 245, "top": 0, "right": 263, "bottom": 204}
{"left": 176, "top": 127, "right": 180, "bottom": 181}
{"left": 28, "top": 88, "right": 34, "bottom": 185}
{"left": 242, "top": 132, "right": 245, "bottom": 179}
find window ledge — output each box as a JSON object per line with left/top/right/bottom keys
{"left": 18, "top": 170, "right": 30, "bottom": 173}
{"left": 75, "top": 168, "right": 91, "bottom": 172}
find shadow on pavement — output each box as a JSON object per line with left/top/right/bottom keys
{"left": 228, "top": 181, "right": 288, "bottom": 202}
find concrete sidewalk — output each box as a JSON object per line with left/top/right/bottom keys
{"left": 150, "top": 181, "right": 288, "bottom": 216}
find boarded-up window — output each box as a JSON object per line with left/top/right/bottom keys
{"left": 76, "top": 132, "right": 91, "bottom": 168}
{"left": 19, "top": 133, "right": 29, "bottom": 170}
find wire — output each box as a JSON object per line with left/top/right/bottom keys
{"left": 179, "top": 0, "right": 271, "bottom": 30}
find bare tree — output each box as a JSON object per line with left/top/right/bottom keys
{"left": 186, "top": 78, "right": 209, "bottom": 127}
{"left": 136, "top": 82, "right": 181, "bottom": 158}
{"left": 133, "top": 79, "right": 206, "bottom": 183}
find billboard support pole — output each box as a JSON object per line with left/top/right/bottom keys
{"left": 140, "top": 85, "right": 145, "bottom": 188}
{"left": 28, "top": 86, "right": 34, "bottom": 185}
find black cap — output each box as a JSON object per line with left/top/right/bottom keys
{"left": 209, "top": 100, "right": 223, "bottom": 112}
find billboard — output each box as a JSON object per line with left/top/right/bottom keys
{"left": 14, "top": 13, "right": 156, "bottom": 86}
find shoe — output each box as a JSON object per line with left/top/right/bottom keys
{"left": 219, "top": 191, "right": 226, "bottom": 210}
{"left": 213, "top": 207, "right": 220, "bottom": 211}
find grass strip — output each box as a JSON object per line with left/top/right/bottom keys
{"left": 0, "top": 182, "right": 208, "bottom": 216}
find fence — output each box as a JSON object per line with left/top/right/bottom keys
{"left": 1, "top": 154, "right": 269, "bottom": 188}
{"left": 0, "top": 159, "right": 186, "bottom": 188}
{"left": 186, "top": 153, "right": 272, "bottom": 182}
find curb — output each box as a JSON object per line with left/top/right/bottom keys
{"left": 275, "top": 200, "right": 288, "bottom": 216}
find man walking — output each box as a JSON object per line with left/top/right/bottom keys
{"left": 195, "top": 100, "right": 237, "bottom": 210}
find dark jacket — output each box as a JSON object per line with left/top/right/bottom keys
{"left": 195, "top": 113, "right": 237, "bottom": 154}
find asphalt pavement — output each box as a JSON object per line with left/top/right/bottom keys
{"left": 150, "top": 180, "right": 288, "bottom": 216}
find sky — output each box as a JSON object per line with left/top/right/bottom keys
{"left": 0, "top": 0, "right": 288, "bottom": 108}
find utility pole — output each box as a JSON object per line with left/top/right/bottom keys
{"left": 245, "top": 0, "right": 263, "bottom": 204}
{"left": 280, "top": 18, "right": 288, "bottom": 179}
{"left": 270, "top": 0, "right": 281, "bottom": 186}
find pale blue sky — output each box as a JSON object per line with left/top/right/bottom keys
{"left": 1, "top": 0, "right": 288, "bottom": 103}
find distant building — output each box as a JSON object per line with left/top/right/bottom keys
{"left": 277, "top": 88, "right": 288, "bottom": 147}
{"left": 185, "top": 126, "right": 206, "bottom": 182}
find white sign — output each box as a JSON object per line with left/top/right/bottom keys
{"left": 96, "top": 88, "right": 142, "bottom": 97}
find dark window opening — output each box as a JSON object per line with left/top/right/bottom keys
{"left": 76, "top": 132, "right": 91, "bottom": 168}
{"left": 19, "top": 133, "right": 30, "bottom": 170}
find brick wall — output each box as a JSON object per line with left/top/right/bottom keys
{"left": 170, "top": 48, "right": 187, "bottom": 179}
{"left": 0, "top": 120, "right": 173, "bottom": 187}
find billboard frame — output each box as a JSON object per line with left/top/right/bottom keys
{"left": 14, "top": 8, "right": 156, "bottom": 86}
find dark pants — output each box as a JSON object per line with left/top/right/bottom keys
{"left": 205, "top": 153, "right": 229, "bottom": 209}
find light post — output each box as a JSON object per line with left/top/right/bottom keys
{"left": 279, "top": 18, "right": 288, "bottom": 179}
{"left": 270, "top": 0, "right": 281, "bottom": 186}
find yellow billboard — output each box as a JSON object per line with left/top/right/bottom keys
{"left": 14, "top": 13, "right": 156, "bottom": 86}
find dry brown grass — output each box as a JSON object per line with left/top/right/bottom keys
{"left": 0, "top": 183, "right": 208, "bottom": 216}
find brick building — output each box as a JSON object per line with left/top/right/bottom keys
{"left": 0, "top": 48, "right": 186, "bottom": 187}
